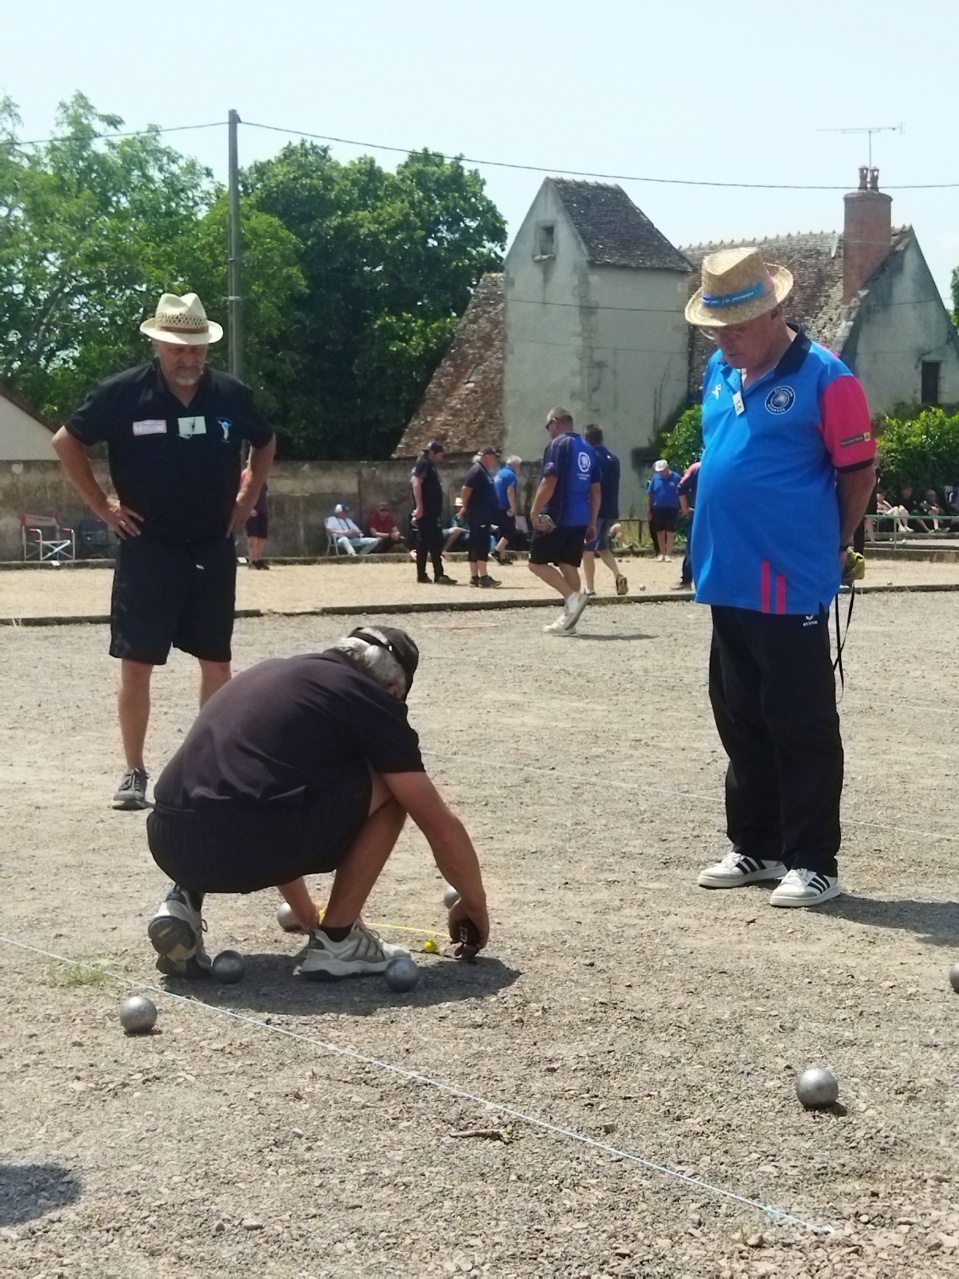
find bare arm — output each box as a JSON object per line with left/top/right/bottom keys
{"left": 837, "top": 463, "right": 877, "bottom": 548}
{"left": 381, "top": 771, "right": 489, "bottom": 946}
{"left": 459, "top": 483, "right": 473, "bottom": 522}
{"left": 229, "top": 436, "right": 276, "bottom": 534}
{"left": 588, "top": 480, "right": 601, "bottom": 537}
{"left": 529, "top": 475, "right": 557, "bottom": 526}
{"left": 507, "top": 482, "right": 517, "bottom": 516}
{"left": 51, "top": 427, "right": 142, "bottom": 537}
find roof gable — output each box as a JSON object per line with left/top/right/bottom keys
{"left": 550, "top": 179, "right": 691, "bottom": 272}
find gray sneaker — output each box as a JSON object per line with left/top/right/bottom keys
{"left": 148, "top": 887, "right": 212, "bottom": 977}
{"left": 299, "top": 921, "right": 409, "bottom": 980}
{"left": 113, "top": 768, "right": 149, "bottom": 810}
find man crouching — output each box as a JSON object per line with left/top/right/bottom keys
{"left": 145, "top": 626, "right": 489, "bottom": 978}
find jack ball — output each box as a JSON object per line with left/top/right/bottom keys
{"left": 443, "top": 886, "right": 460, "bottom": 909}
{"left": 120, "top": 995, "right": 157, "bottom": 1035}
{"left": 211, "top": 950, "right": 246, "bottom": 984}
{"left": 795, "top": 1067, "right": 839, "bottom": 1109}
{"left": 384, "top": 956, "right": 420, "bottom": 993}
{"left": 423, "top": 939, "right": 439, "bottom": 954}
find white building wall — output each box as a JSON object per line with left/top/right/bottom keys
{"left": 844, "top": 240, "right": 959, "bottom": 414}
{"left": 503, "top": 185, "right": 689, "bottom": 516}
{"left": 0, "top": 399, "right": 56, "bottom": 460}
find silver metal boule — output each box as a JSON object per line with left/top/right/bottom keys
{"left": 277, "top": 902, "right": 303, "bottom": 933}
{"left": 384, "top": 956, "right": 420, "bottom": 992}
{"left": 949, "top": 963, "right": 959, "bottom": 993}
{"left": 443, "top": 886, "right": 460, "bottom": 909}
{"left": 211, "top": 950, "right": 246, "bottom": 984}
{"left": 795, "top": 1067, "right": 839, "bottom": 1109}
{"left": 120, "top": 995, "right": 157, "bottom": 1035}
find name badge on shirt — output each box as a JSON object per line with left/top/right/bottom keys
{"left": 732, "top": 391, "right": 745, "bottom": 416}
{"left": 178, "top": 416, "right": 207, "bottom": 438}
{"left": 132, "top": 419, "right": 166, "bottom": 436}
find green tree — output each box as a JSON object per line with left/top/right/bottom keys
{"left": 874, "top": 408, "right": 959, "bottom": 497}
{"left": 659, "top": 405, "right": 703, "bottom": 475}
{"left": 243, "top": 142, "right": 506, "bottom": 458}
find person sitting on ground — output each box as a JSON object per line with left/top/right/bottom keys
{"left": 326, "top": 504, "right": 381, "bottom": 555}
{"left": 367, "top": 502, "right": 408, "bottom": 554}
{"left": 145, "top": 625, "right": 490, "bottom": 980}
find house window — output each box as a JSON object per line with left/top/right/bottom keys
{"left": 921, "top": 360, "right": 941, "bottom": 406}
{"left": 534, "top": 224, "right": 555, "bottom": 260}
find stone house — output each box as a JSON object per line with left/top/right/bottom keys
{"left": 0, "top": 383, "right": 57, "bottom": 460}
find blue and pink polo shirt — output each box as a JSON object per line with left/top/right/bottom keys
{"left": 692, "top": 328, "right": 875, "bottom": 615}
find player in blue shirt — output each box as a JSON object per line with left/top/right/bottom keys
{"left": 582, "top": 426, "right": 629, "bottom": 597}
{"left": 492, "top": 455, "right": 521, "bottom": 565}
{"left": 647, "top": 459, "right": 682, "bottom": 561}
{"left": 687, "top": 247, "right": 875, "bottom": 908}
{"left": 528, "top": 407, "right": 600, "bottom": 634}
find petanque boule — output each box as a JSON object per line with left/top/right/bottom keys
{"left": 277, "top": 902, "right": 303, "bottom": 933}
{"left": 211, "top": 950, "right": 246, "bottom": 984}
{"left": 384, "top": 956, "right": 420, "bottom": 992}
{"left": 949, "top": 963, "right": 959, "bottom": 992}
{"left": 120, "top": 995, "right": 157, "bottom": 1035}
{"left": 795, "top": 1067, "right": 839, "bottom": 1109}
{"left": 443, "top": 886, "right": 460, "bottom": 909}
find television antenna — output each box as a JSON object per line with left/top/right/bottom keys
{"left": 818, "top": 123, "right": 904, "bottom": 169}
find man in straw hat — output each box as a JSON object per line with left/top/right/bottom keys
{"left": 687, "top": 247, "right": 876, "bottom": 907}
{"left": 144, "top": 625, "right": 490, "bottom": 978}
{"left": 53, "top": 292, "right": 276, "bottom": 811}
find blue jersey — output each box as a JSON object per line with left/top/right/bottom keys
{"left": 540, "top": 432, "right": 598, "bottom": 526}
{"left": 691, "top": 329, "right": 875, "bottom": 615}
{"left": 593, "top": 445, "right": 621, "bottom": 520}
{"left": 647, "top": 471, "right": 681, "bottom": 509}
{"left": 494, "top": 465, "right": 517, "bottom": 511}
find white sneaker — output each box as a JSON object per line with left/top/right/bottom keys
{"left": 299, "top": 921, "right": 409, "bottom": 979}
{"left": 543, "top": 611, "right": 570, "bottom": 634}
{"left": 148, "top": 887, "right": 212, "bottom": 976}
{"left": 664, "top": 555, "right": 673, "bottom": 562}
{"left": 563, "top": 591, "right": 589, "bottom": 631}
{"left": 698, "top": 852, "right": 787, "bottom": 888}
{"left": 769, "top": 868, "right": 841, "bottom": 908}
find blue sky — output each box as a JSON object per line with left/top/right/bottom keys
{"left": 5, "top": 0, "right": 958, "bottom": 304}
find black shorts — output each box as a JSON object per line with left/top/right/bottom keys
{"left": 467, "top": 523, "right": 491, "bottom": 561}
{"left": 110, "top": 536, "right": 237, "bottom": 666}
{"left": 494, "top": 511, "right": 516, "bottom": 543}
{"left": 245, "top": 508, "right": 269, "bottom": 539}
{"left": 529, "top": 525, "right": 587, "bottom": 567}
{"left": 652, "top": 508, "right": 678, "bottom": 533}
{"left": 146, "top": 763, "right": 373, "bottom": 894}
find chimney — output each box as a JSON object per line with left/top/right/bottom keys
{"left": 842, "top": 166, "right": 892, "bottom": 303}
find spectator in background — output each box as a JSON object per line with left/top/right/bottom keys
{"left": 675, "top": 460, "right": 701, "bottom": 589}
{"left": 411, "top": 441, "right": 457, "bottom": 585}
{"left": 874, "top": 490, "right": 910, "bottom": 535}
{"left": 326, "top": 504, "right": 381, "bottom": 556}
{"left": 920, "top": 488, "right": 943, "bottom": 531}
{"left": 444, "top": 497, "right": 469, "bottom": 551}
{"left": 647, "top": 459, "right": 681, "bottom": 562}
{"left": 582, "top": 425, "right": 628, "bottom": 597}
{"left": 460, "top": 446, "right": 502, "bottom": 588}
{"left": 946, "top": 481, "right": 959, "bottom": 518}
{"left": 367, "top": 502, "right": 408, "bottom": 554}
{"left": 493, "top": 454, "right": 521, "bottom": 566}
{"left": 245, "top": 478, "right": 270, "bottom": 570}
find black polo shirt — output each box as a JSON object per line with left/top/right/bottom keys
{"left": 68, "top": 362, "right": 274, "bottom": 542}
{"left": 154, "top": 650, "right": 425, "bottom": 810}
{"left": 411, "top": 456, "right": 443, "bottom": 519}
{"left": 463, "top": 462, "right": 499, "bottom": 524}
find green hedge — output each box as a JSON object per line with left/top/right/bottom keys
{"left": 658, "top": 406, "right": 703, "bottom": 476}
{"left": 875, "top": 409, "right": 959, "bottom": 497}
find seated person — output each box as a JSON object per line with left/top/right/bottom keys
{"left": 875, "top": 489, "right": 910, "bottom": 535}
{"left": 326, "top": 503, "right": 381, "bottom": 555}
{"left": 920, "top": 488, "right": 943, "bottom": 531}
{"left": 145, "top": 626, "right": 489, "bottom": 980}
{"left": 443, "top": 498, "right": 468, "bottom": 552}
{"left": 899, "top": 485, "right": 930, "bottom": 533}
{"left": 367, "top": 502, "right": 408, "bottom": 553}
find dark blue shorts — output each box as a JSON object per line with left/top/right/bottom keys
{"left": 467, "top": 524, "right": 491, "bottom": 561}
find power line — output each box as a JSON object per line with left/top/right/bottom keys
{"left": 12, "top": 121, "right": 226, "bottom": 147}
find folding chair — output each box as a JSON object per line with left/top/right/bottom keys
{"left": 76, "top": 516, "right": 118, "bottom": 561}
{"left": 21, "top": 514, "right": 76, "bottom": 562}
{"left": 326, "top": 525, "right": 347, "bottom": 556}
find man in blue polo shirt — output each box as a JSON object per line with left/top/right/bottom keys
{"left": 528, "top": 407, "right": 600, "bottom": 634}
{"left": 582, "top": 425, "right": 629, "bottom": 597}
{"left": 687, "top": 247, "right": 875, "bottom": 908}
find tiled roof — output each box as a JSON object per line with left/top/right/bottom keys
{"left": 681, "top": 229, "right": 909, "bottom": 398}
{"left": 394, "top": 273, "right": 504, "bottom": 457}
{"left": 551, "top": 179, "right": 691, "bottom": 272}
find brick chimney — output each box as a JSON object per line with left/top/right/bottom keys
{"left": 842, "top": 166, "right": 892, "bottom": 303}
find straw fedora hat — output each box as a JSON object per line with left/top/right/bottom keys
{"left": 140, "top": 292, "right": 223, "bottom": 345}
{"left": 685, "top": 246, "right": 793, "bottom": 328}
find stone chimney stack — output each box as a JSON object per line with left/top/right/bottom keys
{"left": 842, "top": 166, "right": 892, "bottom": 303}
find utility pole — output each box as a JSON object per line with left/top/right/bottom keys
{"left": 227, "top": 108, "right": 243, "bottom": 381}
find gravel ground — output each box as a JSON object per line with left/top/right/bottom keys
{"left": 2, "top": 568, "right": 959, "bottom": 1278}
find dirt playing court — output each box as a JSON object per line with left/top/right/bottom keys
{"left": 2, "top": 558, "right": 959, "bottom": 1277}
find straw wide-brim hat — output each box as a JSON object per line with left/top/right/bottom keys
{"left": 685, "top": 246, "right": 793, "bottom": 328}
{"left": 140, "top": 292, "right": 223, "bottom": 345}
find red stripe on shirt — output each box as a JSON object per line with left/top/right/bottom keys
{"left": 776, "top": 574, "right": 786, "bottom": 614}
{"left": 761, "top": 561, "right": 771, "bottom": 613}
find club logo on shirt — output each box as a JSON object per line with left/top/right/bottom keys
{"left": 765, "top": 386, "right": 796, "bottom": 415}
{"left": 217, "top": 418, "right": 232, "bottom": 443}
{"left": 178, "top": 416, "right": 207, "bottom": 438}
{"left": 132, "top": 419, "right": 166, "bottom": 436}
{"left": 577, "top": 452, "right": 592, "bottom": 474}
{"left": 711, "top": 383, "right": 722, "bottom": 398}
